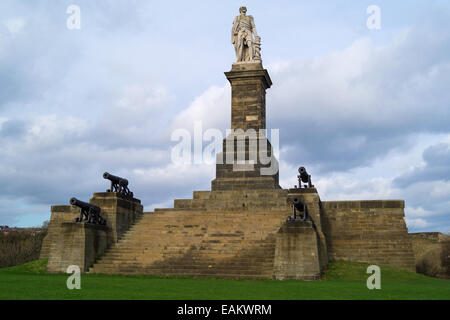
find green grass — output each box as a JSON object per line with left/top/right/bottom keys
{"left": 0, "top": 259, "right": 448, "bottom": 300}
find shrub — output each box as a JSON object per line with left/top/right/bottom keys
{"left": 0, "top": 230, "right": 48, "bottom": 268}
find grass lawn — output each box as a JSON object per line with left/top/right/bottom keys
{"left": 0, "top": 259, "right": 448, "bottom": 300}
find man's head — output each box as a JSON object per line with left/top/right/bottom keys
{"left": 239, "top": 6, "right": 247, "bottom": 15}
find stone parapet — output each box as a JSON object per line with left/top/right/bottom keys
{"left": 321, "top": 200, "right": 415, "bottom": 271}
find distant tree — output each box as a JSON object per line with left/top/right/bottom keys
{"left": 42, "top": 220, "right": 50, "bottom": 230}
{"left": 0, "top": 229, "right": 48, "bottom": 268}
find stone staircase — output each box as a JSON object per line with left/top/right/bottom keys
{"left": 89, "top": 208, "right": 288, "bottom": 278}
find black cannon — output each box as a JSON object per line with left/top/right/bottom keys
{"left": 297, "top": 166, "right": 314, "bottom": 188}
{"left": 103, "top": 172, "right": 133, "bottom": 198}
{"left": 70, "top": 197, "right": 106, "bottom": 225}
{"left": 287, "top": 196, "right": 309, "bottom": 222}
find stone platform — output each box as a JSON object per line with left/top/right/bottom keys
{"left": 89, "top": 188, "right": 327, "bottom": 279}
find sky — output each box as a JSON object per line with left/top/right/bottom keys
{"left": 0, "top": 1, "right": 449, "bottom": 233}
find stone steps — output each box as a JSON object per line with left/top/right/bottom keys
{"left": 90, "top": 266, "right": 274, "bottom": 274}
{"left": 94, "top": 260, "right": 275, "bottom": 267}
{"left": 90, "top": 263, "right": 274, "bottom": 274}
{"left": 100, "top": 251, "right": 275, "bottom": 258}
{"left": 89, "top": 269, "right": 273, "bottom": 279}
{"left": 90, "top": 208, "right": 288, "bottom": 277}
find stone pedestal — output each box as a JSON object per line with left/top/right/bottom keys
{"left": 47, "top": 222, "right": 108, "bottom": 273}
{"left": 227, "top": 61, "right": 271, "bottom": 131}
{"left": 287, "top": 188, "right": 328, "bottom": 269}
{"left": 40, "top": 205, "right": 81, "bottom": 259}
{"left": 90, "top": 192, "right": 143, "bottom": 243}
{"left": 273, "top": 220, "right": 322, "bottom": 280}
{"left": 42, "top": 192, "right": 143, "bottom": 272}
{"left": 211, "top": 62, "right": 280, "bottom": 190}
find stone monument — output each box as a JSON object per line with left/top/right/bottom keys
{"left": 41, "top": 7, "right": 416, "bottom": 279}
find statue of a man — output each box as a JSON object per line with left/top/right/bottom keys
{"left": 232, "top": 6, "right": 259, "bottom": 62}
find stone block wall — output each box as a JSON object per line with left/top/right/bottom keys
{"left": 273, "top": 220, "right": 322, "bottom": 280}
{"left": 287, "top": 188, "right": 328, "bottom": 270}
{"left": 40, "top": 205, "right": 80, "bottom": 259}
{"left": 42, "top": 192, "right": 143, "bottom": 273}
{"left": 173, "top": 189, "right": 289, "bottom": 211}
{"left": 226, "top": 62, "right": 271, "bottom": 132}
{"left": 321, "top": 200, "right": 415, "bottom": 271}
{"left": 90, "top": 192, "right": 143, "bottom": 242}
{"left": 47, "top": 222, "right": 109, "bottom": 273}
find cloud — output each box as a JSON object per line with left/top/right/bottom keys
{"left": 406, "top": 206, "right": 435, "bottom": 218}
{"left": 394, "top": 143, "right": 450, "bottom": 187}
{"left": 170, "top": 85, "right": 230, "bottom": 133}
{"left": 0, "top": 2, "right": 449, "bottom": 234}
{"left": 406, "top": 218, "right": 431, "bottom": 229}
{"left": 266, "top": 23, "right": 450, "bottom": 173}
{"left": 3, "top": 18, "right": 25, "bottom": 36}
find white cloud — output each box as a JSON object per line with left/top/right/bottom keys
{"left": 4, "top": 18, "right": 25, "bottom": 37}
{"left": 170, "top": 85, "right": 229, "bottom": 133}
{"left": 430, "top": 180, "right": 450, "bottom": 199}
{"left": 23, "top": 115, "right": 87, "bottom": 150}
{"left": 405, "top": 206, "right": 435, "bottom": 218}
{"left": 0, "top": 2, "right": 449, "bottom": 235}
{"left": 269, "top": 28, "right": 450, "bottom": 133}
{"left": 406, "top": 218, "right": 431, "bottom": 229}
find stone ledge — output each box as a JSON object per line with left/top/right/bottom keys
{"left": 225, "top": 68, "right": 272, "bottom": 89}
{"left": 92, "top": 192, "right": 141, "bottom": 204}
{"left": 287, "top": 188, "right": 318, "bottom": 194}
{"left": 322, "top": 200, "right": 405, "bottom": 209}
{"left": 50, "top": 205, "right": 79, "bottom": 213}
{"left": 61, "top": 222, "right": 109, "bottom": 231}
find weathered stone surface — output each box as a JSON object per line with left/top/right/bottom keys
{"left": 40, "top": 205, "right": 80, "bottom": 259}
{"left": 321, "top": 200, "right": 415, "bottom": 271}
{"left": 90, "top": 208, "right": 289, "bottom": 277}
{"left": 90, "top": 192, "right": 143, "bottom": 243}
{"left": 42, "top": 192, "right": 143, "bottom": 273}
{"left": 47, "top": 222, "right": 108, "bottom": 273}
{"left": 212, "top": 62, "right": 279, "bottom": 191}
{"left": 287, "top": 188, "right": 328, "bottom": 270}
{"left": 274, "top": 221, "right": 322, "bottom": 280}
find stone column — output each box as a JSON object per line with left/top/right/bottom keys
{"left": 211, "top": 62, "right": 280, "bottom": 190}
{"left": 227, "top": 62, "right": 271, "bottom": 132}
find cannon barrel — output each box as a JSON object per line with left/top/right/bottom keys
{"left": 103, "top": 172, "right": 128, "bottom": 187}
{"left": 290, "top": 196, "right": 308, "bottom": 221}
{"left": 298, "top": 166, "right": 309, "bottom": 183}
{"left": 292, "top": 197, "right": 306, "bottom": 212}
{"left": 70, "top": 197, "right": 100, "bottom": 214}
